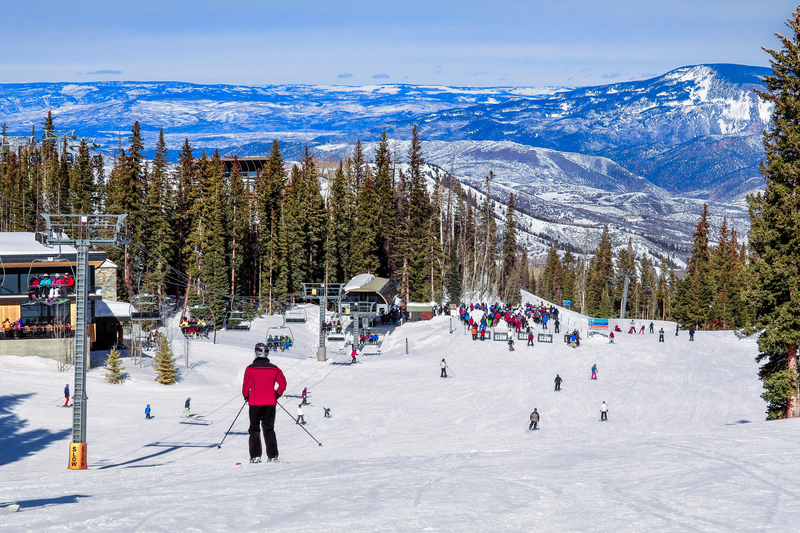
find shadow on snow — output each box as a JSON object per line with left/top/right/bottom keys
{"left": 0, "top": 394, "right": 71, "bottom": 467}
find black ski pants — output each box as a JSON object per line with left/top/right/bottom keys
{"left": 601, "top": 411, "right": 607, "bottom": 421}
{"left": 441, "top": 367, "right": 447, "bottom": 378}
{"left": 529, "top": 421, "right": 538, "bottom": 430}
{"left": 248, "top": 405, "right": 278, "bottom": 459}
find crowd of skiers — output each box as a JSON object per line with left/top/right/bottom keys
{"left": 459, "top": 301, "right": 562, "bottom": 342}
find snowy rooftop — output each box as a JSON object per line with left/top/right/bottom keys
{"left": 0, "top": 232, "right": 77, "bottom": 256}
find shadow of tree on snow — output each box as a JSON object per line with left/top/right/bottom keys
{"left": 0, "top": 394, "right": 71, "bottom": 467}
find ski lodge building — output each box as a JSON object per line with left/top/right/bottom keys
{"left": 341, "top": 274, "right": 398, "bottom": 316}
{"left": 0, "top": 232, "right": 129, "bottom": 359}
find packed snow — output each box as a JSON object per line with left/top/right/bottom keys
{"left": 2, "top": 292, "right": 799, "bottom": 531}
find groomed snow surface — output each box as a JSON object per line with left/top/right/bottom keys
{"left": 2, "top": 292, "right": 799, "bottom": 532}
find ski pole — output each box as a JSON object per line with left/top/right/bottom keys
{"left": 277, "top": 401, "right": 323, "bottom": 447}
{"left": 217, "top": 399, "right": 247, "bottom": 449}
{"left": 446, "top": 365, "right": 455, "bottom": 378}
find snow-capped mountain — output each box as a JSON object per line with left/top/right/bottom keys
{"left": 0, "top": 64, "right": 771, "bottom": 261}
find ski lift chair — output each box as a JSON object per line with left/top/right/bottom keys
{"left": 223, "top": 310, "right": 252, "bottom": 331}
{"left": 285, "top": 307, "right": 307, "bottom": 323}
{"left": 266, "top": 325, "right": 294, "bottom": 352}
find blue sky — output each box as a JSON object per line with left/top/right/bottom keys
{"left": 2, "top": 1, "right": 796, "bottom": 86}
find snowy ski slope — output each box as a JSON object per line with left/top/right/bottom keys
{"left": 2, "top": 293, "right": 799, "bottom": 532}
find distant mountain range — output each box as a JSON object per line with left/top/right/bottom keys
{"left": 0, "top": 64, "right": 773, "bottom": 261}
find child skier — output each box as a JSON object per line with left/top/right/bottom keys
{"left": 527, "top": 331, "right": 534, "bottom": 346}
{"left": 145, "top": 404, "right": 152, "bottom": 419}
{"left": 609, "top": 331, "right": 615, "bottom": 343}
{"left": 64, "top": 384, "right": 70, "bottom": 407}
{"left": 554, "top": 374, "right": 562, "bottom": 391}
{"left": 600, "top": 401, "right": 608, "bottom": 421}
{"left": 440, "top": 359, "right": 447, "bottom": 378}
{"left": 508, "top": 337, "right": 515, "bottom": 351}
{"left": 296, "top": 404, "right": 305, "bottom": 425}
{"left": 184, "top": 397, "right": 191, "bottom": 418}
{"left": 351, "top": 347, "right": 357, "bottom": 364}
{"left": 302, "top": 387, "right": 308, "bottom": 406}
{"left": 591, "top": 364, "right": 598, "bottom": 380}
{"left": 659, "top": 328, "right": 665, "bottom": 342}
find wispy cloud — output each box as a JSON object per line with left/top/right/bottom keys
{"left": 337, "top": 72, "right": 353, "bottom": 78}
{"left": 371, "top": 73, "right": 389, "bottom": 79}
{"left": 86, "top": 69, "right": 122, "bottom": 75}
{"left": 473, "top": 70, "right": 487, "bottom": 76}
{"left": 601, "top": 73, "right": 620, "bottom": 79}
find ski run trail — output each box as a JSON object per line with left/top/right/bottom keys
{"left": 2, "top": 290, "right": 800, "bottom": 532}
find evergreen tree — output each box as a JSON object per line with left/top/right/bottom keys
{"left": 142, "top": 129, "right": 175, "bottom": 296}
{"left": 586, "top": 225, "right": 614, "bottom": 316}
{"left": 228, "top": 157, "right": 253, "bottom": 297}
{"left": 104, "top": 346, "right": 126, "bottom": 384}
{"left": 446, "top": 245, "right": 463, "bottom": 304}
{"left": 675, "top": 204, "right": 713, "bottom": 328}
{"left": 69, "top": 139, "right": 94, "bottom": 214}
{"left": 350, "top": 170, "right": 381, "bottom": 275}
{"left": 500, "top": 193, "right": 518, "bottom": 301}
{"left": 406, "top": 125, "right": 433, "bottom": 301}
{"left": 615, "top": 238, "right": 637, "bottom": 318}
{"left": 154, "top": 336, "right": 178, "bottom": 385}
{"left": 747, "top": 7, "right": 800, "bottom": 419}
{"left": 328, "top": 161, "right": 351, "bottom": 283}
{"left": 374, "top": 132, "right": 394, "bottom": 277}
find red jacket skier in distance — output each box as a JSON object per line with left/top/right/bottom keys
{"left": 242, "top": 360, "right": 287, "bottom": 405}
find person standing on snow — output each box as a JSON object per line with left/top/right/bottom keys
{"left": 609, "top": 331, "right": 615, "bottom": 344}
{"left": 145, "top": 404, "right": 152, "bottom": 419}
{"left": 184, "top": 397, "right": 191, "bottom": 418}
{"left": 508, "top": 336, "right": 515, "bottom": 351}
{"left": 242, "top": 343, "right": 287, "bottom": 464}
{"left": 64, "top": 384, "right": 70, "bottom": 407}
{"left": 649, "top": 322, "right": 654, "bottom": 334}
{"left": 675, "top": 323, "right": 680, "bottom": 336}
{"left": 296, "top": 404, "right": 305, "bottom": 425}
{"left": 554, "top": 374, "right": 563, "bottom": 391}
{"left": 527, "top": 331, "right": 534, "bottom": 347}
{"left": 529, "top": 408, "right": 540, "bottom": 430}
{"left": 351, "top": 347, "right": 358, "bottom": 364}
{"left": 600, "top": 401, "right": 609, "bottom": 421}
{"left": 659, "top": 328, "right": 665, "bottom": 343}
{"left": 689, "top": 327, "right": 696, "bottom": 342}
{"left": 591, "top": 364, "right": 598, "bottom": 380}
{"left": 301, "top": 387, "right": 308, "bottom": 406}
{"left": 440, "top": 359, "right": 448, "bottom": 378}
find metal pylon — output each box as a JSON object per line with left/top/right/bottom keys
{"left": 36, "top": 214, "right": 128, "bottom": 468}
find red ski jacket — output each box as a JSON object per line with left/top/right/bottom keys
{"left": 242, "top": 359, "right": 287, "bottom": 406}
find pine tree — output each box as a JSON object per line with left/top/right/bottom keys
{"left": 104, "top": 347, "right": 126, "bottom": 384}
{"left": 586, "top": 225, "right": 614, "bottom": 316}
{"left": 328, "top": 161, "right": 351, "bottom": 283}
{"left": 446, "top": 245, "right": 463, "bottom": 304}
{"left": 374, "top": 132, "right": 395, "bottom": 277}
{"left": 500, "top": 193, "right": 518, "bottom": 301}
{"left": 406, "top": 125, "right": 433, "bottom": 301}
{"left": 674, "top": 204, "right": 713, "bottom": 328}
{"left": 153, "top": 336, "right": 178, "bottom": 385}
{"left": 142, "top": 129, "right": 175, "bottom": 296}
{"left": 350, "top": 170, "right": 381, "bottom": 275}
{"left": 746, "top": 6, "right": 800, "bottom": 419}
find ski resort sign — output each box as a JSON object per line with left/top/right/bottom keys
{"left": 588, "top": 318, "right": 609, "bottom": 336}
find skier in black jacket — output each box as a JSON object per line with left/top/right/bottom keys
{"left": 554, "top": 374, "right": 563, "bottom": 391}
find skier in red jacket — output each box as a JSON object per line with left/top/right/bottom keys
{"left": 242, "top": 343, "right": 287, "bottom": 463}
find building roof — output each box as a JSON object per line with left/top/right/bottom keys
{"left": 0, "top": 232, "right": 77, "bottom": 256}
{"left": 94, "top": 299, "right": 132, "bottom": 321}
{"left": 343, "top": 274, "right": 398, "bottom": 307}
{"left": 0, "top": 232, "right": 107, "bottom": 267}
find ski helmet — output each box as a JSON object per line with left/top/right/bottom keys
{"left": 255, "top": 343, "right": 269, "bottom": 358}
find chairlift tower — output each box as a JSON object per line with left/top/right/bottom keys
{"left": 36, "top": 214, "right": 129, "bottom": 470}
{"left": 301, "top": 283, "right": 344, "bottom": 362}
{"left": 617, "top": 268, "right": 637, "bottom": 320}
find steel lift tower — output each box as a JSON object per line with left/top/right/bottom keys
{"left": 301, "top": 283, "right": 344, "bottom": 362}
{"left": 37, "top": 214, "right": 128, "bottom": 469}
